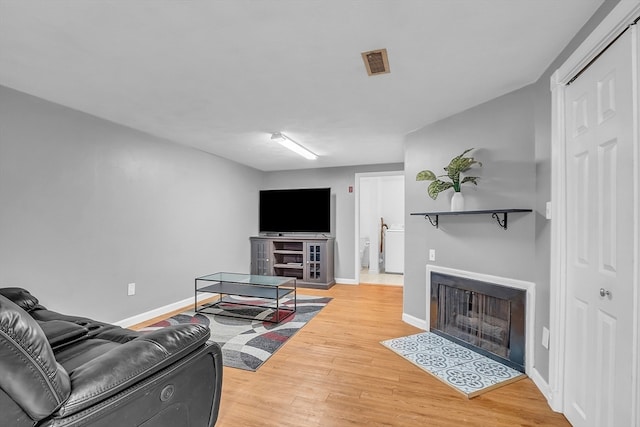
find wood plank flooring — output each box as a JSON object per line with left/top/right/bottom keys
{"left": 133, "top": 284, "right": 570, "bottom": 427}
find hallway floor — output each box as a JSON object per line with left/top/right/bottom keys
{"left": 359, "top": 269, "right": 404, "bottom": 286}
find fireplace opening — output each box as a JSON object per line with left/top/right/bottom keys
{"left": 430, "top": 272, "right": 526, "bottom": 372}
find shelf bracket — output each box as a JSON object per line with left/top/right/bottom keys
{"left": 492, "top": 212, "right": 508, "bottom": 230}
{"left": 425, "top": 214, "right": 439, "bottom": 228}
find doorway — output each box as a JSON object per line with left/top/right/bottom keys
{"left": 355, "top": 171, "right": 404, "bottom": 285}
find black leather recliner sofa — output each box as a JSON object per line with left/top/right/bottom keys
{"left": 0, "top": 287, "right": 223, "bottom": 427}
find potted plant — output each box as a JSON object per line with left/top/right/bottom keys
{"left": 415, "top": 148, "right": 482, "bottom": 211}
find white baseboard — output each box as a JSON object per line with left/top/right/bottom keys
{"left": 402, "top": 312, "right": 427, "bottom": 330}
{"left": 528, "top": 367, "right": 558, "bottom": 411}
{"left": 114, "top": 294, "right": 212, "bottom": 328}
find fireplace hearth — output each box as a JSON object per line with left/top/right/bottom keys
{"left": 430, "top": 272, "right": 526, "bottom": 372}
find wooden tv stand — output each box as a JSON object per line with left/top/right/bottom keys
{"left": 250, "top": 236, "right": 335, "bottom": 289}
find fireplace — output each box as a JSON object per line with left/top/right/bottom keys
{"left": 430, "top": 272, "right": 526, "bottom": 372}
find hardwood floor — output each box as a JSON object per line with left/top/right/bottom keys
{"left": 133, "top": 284, "right": 570, "bottom": 426}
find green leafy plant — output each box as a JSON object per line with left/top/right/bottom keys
{"left": 416, "top": 148, "right": 482, "bottom": 200}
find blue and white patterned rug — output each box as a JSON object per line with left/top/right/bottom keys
{"left": 381, "top": 331, "right": 526, "bottom": 398}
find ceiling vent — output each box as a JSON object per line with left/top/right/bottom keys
{"left": 361, "top": 48, "right": 390, "bottom": 76}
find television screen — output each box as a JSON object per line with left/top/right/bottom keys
{"left": 259, "top": 188, "right": 331, "bottom": 234}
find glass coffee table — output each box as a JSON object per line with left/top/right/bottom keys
{"left": 194, "top": 272, "right": 296, "bottom": 323}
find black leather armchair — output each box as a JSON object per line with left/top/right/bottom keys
{"left": 0, "top": 287, "right": 222, "bottom": 427}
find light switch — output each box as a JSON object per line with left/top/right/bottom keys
{"left": 542, "top": 327, "right": 550, "bottom": 349}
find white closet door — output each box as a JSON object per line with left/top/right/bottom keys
{"left": 563, "top": 28, "right": 635, "bottom": 427}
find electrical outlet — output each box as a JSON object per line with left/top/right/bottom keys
{"left": 429, "top": 249, "right": 436, "bottom": 262}
{"left": 542, "top": 326, "right": 550, "bottom": 349}
{"left": 127, "top": 283, "right": 136, "bottom": 296}
{"left": 545, "top": 201, "right": 552, "bottom": 219}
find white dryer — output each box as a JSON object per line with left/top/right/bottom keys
{"left": 384, "top": 228, "right": 404, "bottom": 274}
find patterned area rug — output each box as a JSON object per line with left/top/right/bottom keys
{"left": 381, "top": 331, "right": 526, "bottom": 398}
{"left": 142, "top": 295, "right": 331, "bottom": 371}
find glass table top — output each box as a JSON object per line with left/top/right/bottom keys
{"left": 196, "top": 272, "right": 295, "bottom": 287}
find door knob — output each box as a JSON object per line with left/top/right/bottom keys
{"left": 599, "top": 288, "right": 611, "bottom": 297}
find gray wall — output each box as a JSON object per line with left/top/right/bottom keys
{"left": 262, "top": 164, "right": 403, "bottom": 281}
{"left": 404, "top": 86, "right": 537, "bottom": 316}
{"left": 0, "top": 86, "right": 262, "bottom": 322}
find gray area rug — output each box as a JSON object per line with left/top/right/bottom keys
{"left": 142, "top": 295, "right": 331, "bottom": 371}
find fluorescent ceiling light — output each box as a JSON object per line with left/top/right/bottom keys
{"left": 270, "top": 132, "right": 318, "bottom": 160}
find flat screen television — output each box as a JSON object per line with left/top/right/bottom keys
{"left": 259, "top": 188, "right": 331, "bottom": 234}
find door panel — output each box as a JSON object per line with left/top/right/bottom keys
{"left": 598, "top": 139, "right": 617, "bottom": 273}
{"left": 567, "top": 299, "right": 589, "bottom": 419}
{"left": 574, "top": 150, "right": 590, "bottom": 264}
{"left": 594, "top": 311, "right": 616, "bottom": 426}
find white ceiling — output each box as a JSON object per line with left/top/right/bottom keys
{"left": 0, "top": 0, "right": 604, "bottom": 171}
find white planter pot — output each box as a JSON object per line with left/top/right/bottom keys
{"left": 451, "top": 192, "right": 464, "bottom": 211}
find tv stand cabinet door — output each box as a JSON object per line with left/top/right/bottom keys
{"left": 250, "top": 238, "right": 272, "bottom": 276}
{"left": 305, "top": 241, "right": 328, "bottom": 283}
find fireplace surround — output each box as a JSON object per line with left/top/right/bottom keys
{"left": 428, "top": 270, "right": 528, "bottom": 372}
